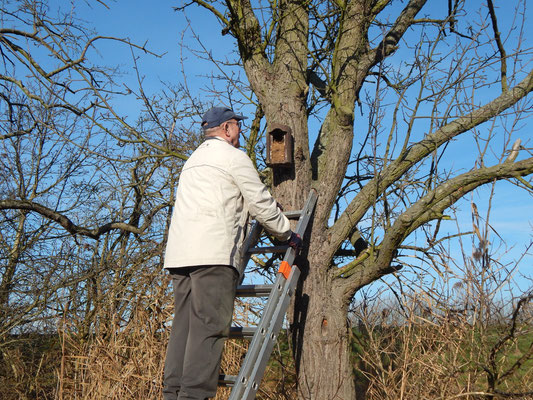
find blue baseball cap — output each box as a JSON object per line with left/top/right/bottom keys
{"left": 201, "top": 107, "right": 247, "bottom": 130}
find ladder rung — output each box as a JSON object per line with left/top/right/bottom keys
{"left": 219, "top": 374, "right": 237, "bottom": 386}
{"left": 229, "top": 326, "right": 257, "bottom": 339}
{"left": 236, "top": 284, "right": 273, "bottom": 297}
{"left": 283, "top": 210, "right": 302, "bottom": 219}
{"left": 247, "top": 245, "right": 289, "bottom": 254}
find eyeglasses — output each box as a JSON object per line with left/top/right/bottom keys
{"left": 226, "top": 120, "right": 242, "bottom": 129}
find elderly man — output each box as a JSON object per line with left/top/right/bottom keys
{"left": 163, "top": 106, "right": 301, "bottom": 400}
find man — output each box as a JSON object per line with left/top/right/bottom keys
{"left": 163, "top": 106, "right": 301, "bottom": 400}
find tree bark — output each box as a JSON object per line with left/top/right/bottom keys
{"left": 0, "top": 212, "right": 26, "bottom": 327}
{"left": 292, "top": 249, "right": 356, "bottom": 400}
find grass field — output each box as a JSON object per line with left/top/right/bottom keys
{"left": 1, "top": 318, "right": 531, "bottom": 399}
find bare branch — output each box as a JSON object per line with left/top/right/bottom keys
{"left": 331, "top": 69, "right": 533, "bottom": 249}
{"left": 487, "top": 0, "right": 508, "bottom": 92}
{"left": 375, "top": 157, "right": 533, "bottom": 272}
{"left": 0, "top": 199, "right": 169, "bottom": 239}
{"left": 368, "top": 0, "right": 428, "bottom": 65}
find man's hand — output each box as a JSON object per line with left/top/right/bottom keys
{"left": 288, "top": 231, "right": 303, "bottom": 252}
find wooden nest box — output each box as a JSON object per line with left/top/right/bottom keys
{"left": 266, "top": 123, "right": 293, "bottom": 167}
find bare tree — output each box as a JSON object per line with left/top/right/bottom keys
{"left": 0, "top": 3, "right": 196, "bottom": 396}
{"left": 177, "top": 0, "right": 533, "bottom": 398}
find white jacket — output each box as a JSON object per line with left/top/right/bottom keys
{"left": 164, "top": 137, "right": 291, "bottom": 274}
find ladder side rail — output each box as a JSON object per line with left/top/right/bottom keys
{"left": 228, "top": 272, "right": 288, "bottom": 399}
{"left": 236, "top": 191, "right": 316, "bottom": 398}
{"left": 277, "top": 189, "right": 317, "bottom": 269}
{"left": 237, "top": 220, "right": 263, "bottom": 277}
{"left": 239, "top": 189, "right": 316, "bottom": 277}
{"left": 290, "top": 190, "right": 317, "bottom": 249}
{"left": 228, "top": 202, "right": 303, "bottom": 389}
{"left": 228, "top": 190, "right": 317, "bottom": 398}
{"left": 241, "top": 266, "right": 301, "bottom": 400}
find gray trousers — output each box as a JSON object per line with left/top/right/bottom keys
{"left": 163, "top": 265, "right": 239, "bottom": 400}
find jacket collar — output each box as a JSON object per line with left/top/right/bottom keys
{"left": 204, "top": 135, "right": 226, "bottom": 143}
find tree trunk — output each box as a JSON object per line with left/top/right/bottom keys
{"left": 292, "top": 255, "right": 355, "bottom": 400}
{"left": 261, "top": 97, "right": 357, "bottom": 398}
{"left": 0, "top": 212, "right": 27, "bottom": 327}
{"left": 290, "top": 223, "right": 357, "bottom": 400}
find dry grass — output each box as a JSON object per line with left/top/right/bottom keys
{"left": 0, "top": 333, "right": 60, "bottom": 400}
{"left": 352, "top": 293, "right": 533, "bottom": 400}
{"left": 57, "top": 277, "right": 172, "bottom": 399}
{"left": 56, "top": 275, "right": 294, "bottom": 400}
{"left": 22, "top": 267, "right": 532, "bottom": 400}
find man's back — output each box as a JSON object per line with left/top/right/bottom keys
{"left": 164, "top": 137, "right": 290, "bottom": 271}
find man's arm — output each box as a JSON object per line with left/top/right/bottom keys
{"left": 229, "top": 150, "right": 291, "bottom": 241}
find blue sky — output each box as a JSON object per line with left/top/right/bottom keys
{"left": 73, "top": 0, "right": 234, "bottom": 116}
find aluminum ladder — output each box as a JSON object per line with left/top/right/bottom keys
{"left": 219, "top": 189, "right": 317, "bottom": 399}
